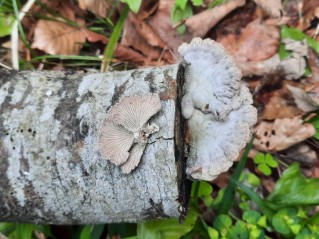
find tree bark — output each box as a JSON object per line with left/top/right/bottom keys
{"left": 0, "top": 66, "right": 190, "bottom": 224}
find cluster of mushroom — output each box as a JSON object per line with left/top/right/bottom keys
{"left": 179, "top": 38, "right": 257, "bottom": 181}
{"left": 98, "top": 38, "right": 257, "bottom": 181}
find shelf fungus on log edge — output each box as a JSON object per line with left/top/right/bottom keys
{"left": 98, "top": 93, "right": 161, "bottom": 174}
{"left": 179, "top": 38, "right": 257, "bottom": 181}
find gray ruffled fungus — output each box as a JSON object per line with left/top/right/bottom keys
{"left": 179, "top": 38, "right": 257, "bottom": 181}
{"left": 98, "top": 94, "right": 161, "bottom": 174}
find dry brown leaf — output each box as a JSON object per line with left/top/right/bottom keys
{"left": 31, "top": 0, "right": 83, "bottom": 18}
{"left": 262, "top": 88, "right": 298, "bottom": 120}
{"left": 219, "top": 18, "right": 280, "bottom": 62}
{"left": 185, "top": 0, "right": 246, "bottom": 38}
{"left": 32, "top": 19, "right": 86, "bottom": 55}
{"left": 281, "top": 143, "right": 318, "bottom": 165}
{"left": 78, "top": 0, "right": 114, "bottom": 18}
{"left": 113, "top": 45, "right": 147, "bottom": 65}
{"left": 81, "top": 28, "right": 147, "bottom": 65}
{"left": 136, "top": 0, "right": 159, "bottom": 20}
{"left": 254, "top": 117, "right": 316, "bottom": 152}
{"left": 128, "top": 13, "right": 166, "bottom": 48}
{"left": 237, "top": 38, "right": 307, "bottom": 78}
{"left": 121, "top": 16, "right": 164, "bottom": 61}
{"left": 147, "top": 0, "right": 192, "bottom": 57}
{"left": 300, "top": 0, "right": 319, "bottom": 30}
{"left": 308, "top": 49, "right": 319, "bottom": 82}
{"left": 305, "top": 167, "right": 319, "bottom": 178}
{"left": 261, "top": 177, "right": 275, "bottom": 193}
{"left": 287, "top": 84, "right": 319, "bottom": 112}
{"left": 253, "top": 0, "right": 282, "bottom": 18}
{"left": 81, "top": 28, "right": 108, "bottom": 44}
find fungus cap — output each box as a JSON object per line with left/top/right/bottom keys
{"left": 179, "top": 38, "right": 257, "bottom": 180}
{"left": 98, "top": 93, "right": 161, "bottom": 173}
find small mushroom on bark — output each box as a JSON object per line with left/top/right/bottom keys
{"left": 98, "top": 93, "right": 161, "bottom": 174}
{"left": 179, "top": 38, "right": 257, "bottom": 181}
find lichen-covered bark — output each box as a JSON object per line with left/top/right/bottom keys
{"left": 0, "top": 66, "right": 187, "bottom": 224}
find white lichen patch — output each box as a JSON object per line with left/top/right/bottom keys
{"left": 179, "top": 38, "right": 257, "bottom": 181}
{"left": 2, "top": 72, "right": 64, "bottom": 207}
{"left": 0, "top": 81, "right": 10, "bottom": 107}
{"left": 10, "top": 79, "right": 29, "bottom": 105}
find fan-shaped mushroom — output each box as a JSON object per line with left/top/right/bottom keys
{"left": 98, "top": 93, "right": 161, "bottom": 174}
{"left": 179, "top": 38, "right": 257, "bottom": 181}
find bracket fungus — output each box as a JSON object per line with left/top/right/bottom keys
{"left": 98, "top": 93, "right": 161, "bottom": 174}
{"left": 179, "top": 38, "right": 257, "bottom": 181}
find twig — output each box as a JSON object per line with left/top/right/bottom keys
{"left": 0, "top": 62, "right": 12, "bottom": 70}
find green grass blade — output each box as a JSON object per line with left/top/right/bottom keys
{"left": 217, "top": 137, "right": 254, "bottom": 214}
{"left": 31, "top": 55, "right": 102, "bottom": 62}
{"left": 100, "top": 5, "right": 129, "bottom": 72}
{"left": 232, "top": 180, "right": 274, "bottom": 221}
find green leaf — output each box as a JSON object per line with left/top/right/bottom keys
{"left": 174, "top": 0, "right": 188, "bottom": 10}
{"left": 191, "top": 0, "right": 203, "bottom": 6}
{"left": 257, "top": 215, "right": 268, "bottom": 228}
{"left": 228, "top": 221, "right": 248, "bottom": 239}
{"left": 79, "top": 225, "right": 104, "bottom": 239}
{"left": 207, "top": 226, "right": 219, "bottom": 239}
{"left": 264, "top": 154, "right": 278, "bottom": 168}
{"left": 80, "top": 225, "right": 94, "bottom": 239}
{"left": 137, "top": 206, "right": 197, "bottom": 239}
{"left": 290, "top": 224, "right": 301, "bottom": 235}
{"left": 281, "top": 26, "right": 319, "bottom": 54}
{"left": 247, "top": 173, "right": 261, "bottom": 187}
{"left": 0, "top": 223, "right": 15, "bottom": 235}
{"left": 257, "top": 164, "right": 271, "bottom": 176}
{"left": 306, "top": 212, "right": 319, "bottom": 226}
{"left": 228, "top": 220, "right": 249, "bottom": 239}
{"left": 307, "top": 113, "right": 319, "bottom": 139}
{"left": 279, "top": 43, "right": 292, "bottom": 60}
{"left": 213, "top": 215, "right": 232, "bottom": 236}
{"left": 272, "top": 208, "right": 298, "bottom": 237}
{"left": 267, "top": 163, "right": 319, "bottom": 207}
{"left": 191, "top": 181, "right": 213, "bottom": 198}
{"left": 120, "top": 0, "right": 142, "bottom": 13}
{"left": 0, "top": 14, "right": 14, "bottom": 36}
{"left": 171, "top": 2, "right": 193, "bottom": 34}
{"left": 249, "top": 228, "right": 263, "bottom": 239}
{"left": 217, "top": 138, "right": 254, "bottom": 214}
{"left": 108, "top": 223, "right": 136, "bottom": 238}
{"left": 296, "top": 228, "right": 318, "bottom": 239}
{"left": 232, "top": 180, "right": 274, "bottom": 221}
{"left": 208, "top": 0, "right": 226, "bottom": 8}
{"left": 243, "top": 210, "right": 261, "bottom": 224}
{"left": 253, "top": 153, "right": 265, "bottom": 164}
{"left": 15, "top": 224, "right": 35, "bottom": 239}
{"left": 239, "top": 202, "right": 249, "bottom": 211}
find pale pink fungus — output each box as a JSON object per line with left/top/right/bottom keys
{"left": 98, "top": 93, "right": 161, "bottom": 174}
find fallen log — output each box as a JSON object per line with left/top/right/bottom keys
{"left": 0, "top": 65, "right": 189, "bottom": 224}
{"left": 0, "top": 38, "right": 257, "bottom": 224}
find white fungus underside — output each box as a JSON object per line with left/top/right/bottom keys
{"left": 179, "top": 38, "right": 257, "bottom": 181}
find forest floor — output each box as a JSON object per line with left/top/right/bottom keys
{"left": 1, "top": 0, "right": 319, "bottom": 238}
